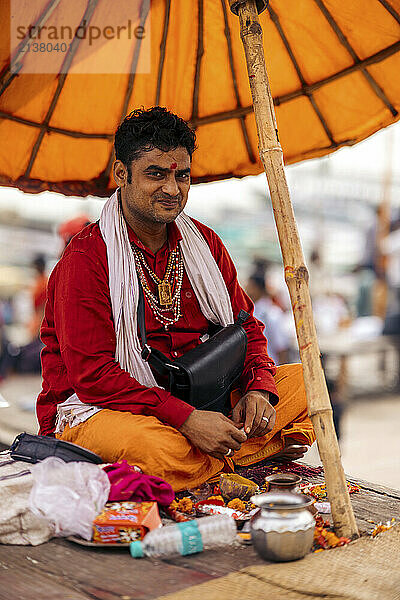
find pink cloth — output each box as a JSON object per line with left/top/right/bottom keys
{"left": 103, "top": 460, "right": 175, "bottom": 505}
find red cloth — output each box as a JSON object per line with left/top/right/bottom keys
{"left": 103, "top": 460, "right": 175, "bottom": 505}
{"left": 37, "top": 218, "right": 278, "bottom": 436}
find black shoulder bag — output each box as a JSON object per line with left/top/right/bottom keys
{"left": 137, "top": 282, "right": 249, "bottom": 415}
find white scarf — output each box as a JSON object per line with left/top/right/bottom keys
{"left": 55, "top": 189, "right": 233, "bottom": 432}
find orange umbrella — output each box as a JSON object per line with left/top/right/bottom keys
{"left": 0, "top": 0, "right": 399, "bottom": 196}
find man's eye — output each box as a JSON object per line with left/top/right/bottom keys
{"left": 149, "top": 171, "right": 164, "bottom": 177}
{"left": 177, "top": 173, "right": 189, "bottom": 180}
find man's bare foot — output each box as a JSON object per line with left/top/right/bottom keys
{"left": 270, "top": 437, "right": 309, "bottom": 462}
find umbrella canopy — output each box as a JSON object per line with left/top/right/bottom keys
{"left": 1, "top": 0, "right": 400, "bottom": 197}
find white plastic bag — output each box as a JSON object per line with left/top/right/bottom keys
{"left": 29, "top": 457, "right": 110, "bottom": 540}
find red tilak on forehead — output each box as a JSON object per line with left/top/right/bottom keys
{"left": 170, "top": 162, "right": 177, "bottom": 170}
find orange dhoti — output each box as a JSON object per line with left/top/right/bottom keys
{"left": 58, "top": 363, "right": 315, "bottom": 491}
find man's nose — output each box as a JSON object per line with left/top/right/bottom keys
{"left": 161, "top": 175, "right": 179, "bottom": 196}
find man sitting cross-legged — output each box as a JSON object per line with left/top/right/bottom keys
{"left": 36, "top": 107, "right": 315, "bottom": 491}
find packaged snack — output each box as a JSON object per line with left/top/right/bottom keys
{"left": 92, "top": 501, "right": 161, "bottom": 544}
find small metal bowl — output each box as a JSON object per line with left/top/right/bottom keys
{"left": 250, "top": 492, "right": 315, "bottom": 562}
{"left": 264, "top": 473, "right": 302, "bottom": 492}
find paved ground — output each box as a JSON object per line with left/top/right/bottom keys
{"left": 0, "top": 373, "right": 41, "bottom": 446}
{"left": 1, "top": 374, "right": 399, "bottom": 491}
{"left": 302, "top": 396, "right": 400, "bottom": 491}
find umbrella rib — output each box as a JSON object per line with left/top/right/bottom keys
{"left": 376, "top": 0, "right": 400, "bottom": 24}
{"left": 191, "top": 0, "right": 205, "bottom": 122}
{"left": 101, "top": 0, "right": 151, "bottom": 182}
{"left": 191, "top": 106, "right": 253, "bottom": 126}
{"left": 274, "top": 41, "right": 400, "bottom": 105}
{"left": 190, "top": 37, "right": 399, "bottom": 127}
{"left": 0, "top": 0, "right": 61, "bottom": 98}
{"left": 0, "top": 110, "right": 112, "bottom": 139}
{"left": 221, "top": 0, "right": 256, "bottom": 163}
{"left": 24, "top": 0, "right": 100, "bottom": 179}
{"left": 155, "top": 0, "right": 171, "bottom": 105}
{"left": 267, "top": 5, "right": 336, "bottom": 147}
{"left": 313, "top": 0, "right": 398, "bottom": 117}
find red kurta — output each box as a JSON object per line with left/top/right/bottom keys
{"left": 37, "top": 218, "right": 278, "bottom": 436}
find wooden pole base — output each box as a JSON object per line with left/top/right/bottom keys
{"left": 231, "top": 0, "right": 359, "bottom": 539}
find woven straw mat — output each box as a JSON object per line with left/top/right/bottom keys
{"left": 158, "top": 524, "right": 400, "bottom": 600}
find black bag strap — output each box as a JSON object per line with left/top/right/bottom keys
{"left": 137, "top": 279, "right": 249, "bottom": 375}
{"left": 137, "top": 279, "right": 149, "bottom": 354}
{"left": 235, "top": 309, "right": 249, "bottom": 326}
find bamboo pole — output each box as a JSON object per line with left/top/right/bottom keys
{"left": 229, "top": 0, "right": 359, "bottom": 539}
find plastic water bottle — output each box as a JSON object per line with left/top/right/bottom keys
{"left": 130, "top": 515, "right": 237, "bottom": 558}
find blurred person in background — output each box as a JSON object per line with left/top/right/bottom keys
{"left": 28, "top": 255, "right": 47, "bottom": 340}
{"left": 312, "top": 292, "right": 350, "bottom": 336}
{"left": 0, "top": 216, "right": 92, "bottom": 382}
{"left": 0, "top": 300, "right": 13, "bottom": 382}
{"left": 308, "top": 248, "right": 327, "bottom": 299}
{"left": 308, "top": 247, "right": 350, "bottom": 335}
{"left": 0, "top": 255, "right": 48, "bottom": 378}
{"left": 246, "top": 273, "right": 290, "bottom": 365}
{"left": 354, "top": 205, "right": 385, "bottom": 318}
{"left": 325, "top": 371, "right": 346, "bottom": 442}
{"left": 308, "top": 247, "right": 349, "bottom": 441}
{"left": 11, "top": 255, "right": 48, "bottom": 374}
{"left": 382, "top": 216, "right": 400, "bottom": 335}
{"left": 251, "top": 256, "right": 287, "bottom": 311}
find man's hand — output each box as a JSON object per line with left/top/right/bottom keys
{"left": 232, "top": 391, "right": 276, "bottom": 438}
{"left": 179, "top": 409, "right": 247, "bottom": 460}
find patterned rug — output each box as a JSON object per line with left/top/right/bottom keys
{"left": 236, "top": 460, "right": 324, "bottom": 487}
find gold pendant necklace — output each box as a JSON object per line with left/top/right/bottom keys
{"left": 158, "top": 281, "right": 172, "bottom": 306}
{"left": 132, "top": 244, "right": 184, "bottom": 328}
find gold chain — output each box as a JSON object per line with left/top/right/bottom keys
{"left": 132, "top": 245, "right": 184, "bottom": 329}
{"left": 136, "top": 249, "right": 176, "bottom": 287}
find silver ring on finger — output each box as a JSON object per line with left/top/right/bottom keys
{"left": 225, "top": 448, "right": 234, "bottom": 457}
{"left": 262, "top": 416, "right": 269, "bottom": 423}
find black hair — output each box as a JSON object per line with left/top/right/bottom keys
{"left": 114, "top": 107, "right": 196, "bottom": 182}
{"left": 32, "top": 255, "right": 46, "bottom": 274}
{"left": 248, "top": 274, "right": 265, "bottom": 291}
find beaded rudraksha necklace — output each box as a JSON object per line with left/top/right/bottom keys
{"left": 132, "top": 244, "right": 184, "bottom": 329}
